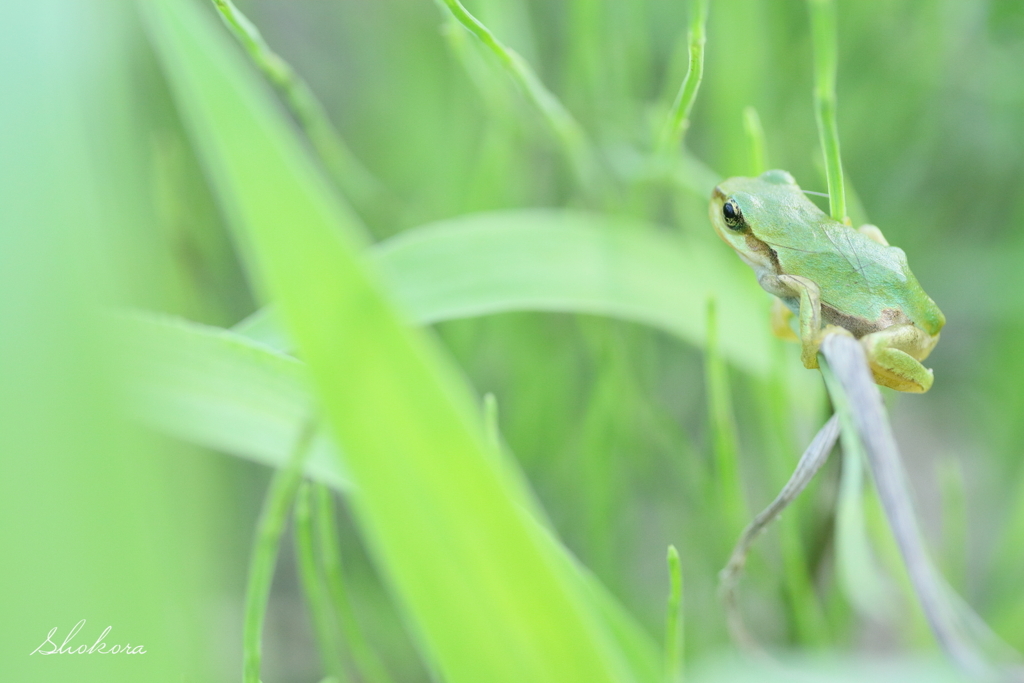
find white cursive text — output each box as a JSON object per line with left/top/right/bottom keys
{"left": 31, "top": 620, "right": 146, "bottom": 655}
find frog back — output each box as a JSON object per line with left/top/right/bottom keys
{"left": 770, "top": 219, "right": 945, "bottom": 336}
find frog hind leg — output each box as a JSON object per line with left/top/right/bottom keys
{"left": 860, "top": 324, "right": 940, "bottom": 393}
{"left": 776, "top": 274, "right": 850, "bottom": 369}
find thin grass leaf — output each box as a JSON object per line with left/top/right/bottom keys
{"left": 664, "top": 545, "right": 684, "bottom": 683}
{"left": 433, "top": 0, "right": 596, "bottom": 189}
{"left": 741, "top": 106, "right": 767, "bottom": 176}
{"left": 754, "top": 362, "right": 831, "bottom": 647}
{"left": 719, "top": 415, "right": 838, "bottom": 647}
{"left": 657, "top": 0, "right": 709, "bottom": 155}
{"left": 243, "top": 421, "right": 317, "bottom": 683}
{"left": 295, "top": 482, "right": 349, "bottom": 682}
{"left": 806, "top": 0, "right": 847, "bottom": 222}
{"left": 704, "top": 300, "right": 747, "bottom": 541}
{"left": 314, "top": 484, "right": 395, "bottom": 683}
{"left": 211, "top": 0, "right": 387, "bottom": 222}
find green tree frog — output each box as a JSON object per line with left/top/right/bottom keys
{"left": 709, "top": 170, "right": 944, "bottom": 393}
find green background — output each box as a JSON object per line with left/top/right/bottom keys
{"left": 2, "top": 1, "right": 1023, "bottom": 681}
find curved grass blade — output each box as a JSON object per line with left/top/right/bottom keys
{"left": 657, "top": 0, "right": 709, "bottom": 155}
{"left": 433, "top": 0, "right": 595, "bottom": 189}
{"left": 718, "top": 414, "right": 839, "bottom": 631}
{"left": 211, "top": 0, "right": 388, "bottom": 224}
{"left": 235, "top": 209, "right": 773, "bottom": 376}
{"left": 117, "top": 311, "right": 348, "bottom": 490}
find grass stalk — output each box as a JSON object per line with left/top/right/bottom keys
{"left": 314, "top": 484, "right": 394, "bottom": 683}
{"left": 818, "top": 335, "right": 991, "bottom": 677}
{"left": 433, "top": 0, "right": 596, "bottom": 189}
{"left": 211, "top": 0, "right": 386, "bottom": 220}
{"left": 807, "top": 0, "right": 847, "bottom": 222}
{"left": 704, "top": 300, "right": 747, "bottom": 541}
{"left": 657, "top": 0, "right": 708, "bottom": 155}
{"left": 718, "top": 415, "right": 839, "bottom": 646}
{"left": 242, "top": 420, "right": 317, "bottom": 683}
{"left": 664, "top": 545, "right": 684, "bottom": 683}
{"left": 742, "top": 106, "right": 767, "bottom": 175}
{"left": 295, "top": 481, "right": 349, "bottom": 682}
{"left": 937, "top": 458, "right": 968, "bottom": 593}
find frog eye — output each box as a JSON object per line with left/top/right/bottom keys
{"left": 722, "top": 199, "right": 745, "bottom": 230}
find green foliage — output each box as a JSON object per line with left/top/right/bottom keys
{"left": 8, "top": 0, "right": 1024, "bottom": 680}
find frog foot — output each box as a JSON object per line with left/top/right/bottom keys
{"left": 802, "top": 325, "right": 853, "bottom": 370}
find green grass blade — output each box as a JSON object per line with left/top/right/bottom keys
{"left": 243, "top": 422, "right": 317, "bottom": 683}
{"left": 434, "top": 0, "right": 596, "bottom": 189}
{"left": 236, "top": 209, "right": 773, "bottom": 375}
{"left": 741, "top": 106, "right": 767, "bottom": 176}
{"left": 833, "top": 421, "right": 896, "bottom": 621}
{"left": 657, "top": 0, "right": 708, "bottom": 155}
{"left": 295, "top": 482, "right": 349, "bottom": 682}
{"left": 807, "top": 0, "right": 847, "bottom": 222}
{"left": 210, "top": 0, "right": 386, "bottom": 222}
{"left": 118, "top": 311, "right": 348, "bottom": 490}
{"left": 664, "top": 545, "right": 684, "bottom": 683}
{"left": 314, "top": 484, "right": 395, "bottom": 683}
{"left": 704, "top": 300, "right": 747, "bottom": 541}
{"left": 124, "top": 312, "right": 663, "bottom": 680}
{"left": 142, "top": 1, "right": 634, "bottom": 680}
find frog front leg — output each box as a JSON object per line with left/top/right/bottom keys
{"left": 861, "top": 324, "right": 939, "bottom": 393}
{"left": 775, "top": 274, "right": 850, "bottom": 370}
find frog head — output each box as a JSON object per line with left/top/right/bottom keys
{"left": 708, "top": 169, "right": 802, "bottom": 271}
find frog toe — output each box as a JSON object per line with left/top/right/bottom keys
{"left": 867, "top": 348, "right": 934, "bottom": 393}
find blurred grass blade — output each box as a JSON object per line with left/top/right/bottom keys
{"left": 937, "top": 458, "right": 968, "bottom": 592}
{"left": 807, "top": 0, "right": 846, "bottom": 222}
{"left": 211, "top": 0, "right": 387, "bottom": 224}
{"left": 664, "top": 545, "right": 684, "bottom": 683}
{"left": 295, "top": 482, "right": 349, "bottom": 682}
{"left": 434, "top": 0, "right": 596, "bottom": 189}
{"left": 0, "top": 2, "right": 211, "bottom": 679}
{"left": 142, "top": 1, "right": 635, "bottom": 680}
{"left": 243, "top": 421, "right": 317, "bottom": 683}
{"left": 314, "top": 484, "right": 395, "bottom": 683}
{"left": 235, "top": 209, "right": 774, "bottom": 376}
{"left": 118, "top": 311, "right": 348, "bottom": 490}
{"left": 704, "top": 300, "right": 746, "bottom": 541}
{"left": 741, "top": 106, "right": 767, "bottom": 175}
{"left": 833, "top": 426, "right": 895, "bottom": 622}
{"left": 123, "top": 309, "right": 662, "bottom": 680}
{"left": 657, "top": 0, "right": 708, "bottom": 154}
